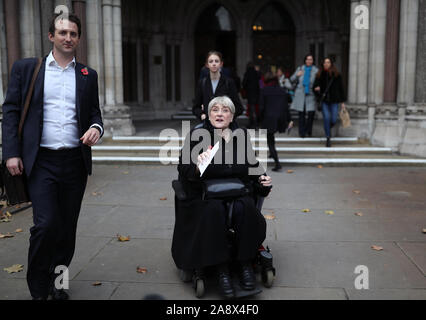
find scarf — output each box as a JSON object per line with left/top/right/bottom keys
{"left": 303, "top": 66, "right": 312, "bottom": 94}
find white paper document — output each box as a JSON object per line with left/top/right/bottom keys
{"left": 198, "top": 141, "right": 220, "bottom": 177}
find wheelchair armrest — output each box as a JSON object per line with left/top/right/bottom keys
{"left": 172, "top": 180, "right": 187, "bottom": 201}
{"left": 255, "top": 196, "right": 265, "bottom": 211}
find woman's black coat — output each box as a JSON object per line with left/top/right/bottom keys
{"left": 313, "top": 71, "right": 346, "bottom": 104}
{"left": 172, "top": 121, "right": 270, "bottom": 270}
{"left": 192, "top": 73, "right": 243, "bottom": 120}
{"left": 259, "top": 85, "right": 291, "bottom": 134}
{"left": 242, "top": 67, "right": 260, "bottom": 105}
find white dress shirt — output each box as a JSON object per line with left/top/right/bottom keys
{"left": 40, "top": 51, "right": 102, "bottom": 150}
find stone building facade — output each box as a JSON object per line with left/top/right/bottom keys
{"left": 0, "top": 0, "right": 425, "bottom": 157}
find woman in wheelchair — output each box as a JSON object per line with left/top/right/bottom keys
{"left": 172, "top": 96, "right": 272, "bottom": 299}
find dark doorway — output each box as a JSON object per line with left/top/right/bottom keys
{"left": 252, "top": 2, "right": 295, "bottom": 76}
{"left": 194, "top": 4, "right": 236, "bottom": 85}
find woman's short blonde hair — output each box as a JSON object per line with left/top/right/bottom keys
{"left": 207, "top": 96, "right": 235, "bottom": 115}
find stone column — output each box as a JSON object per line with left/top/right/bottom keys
{"left": 397, "top": 0, "right": 419, "bottom": 106}
{"left": 101, "top": 0, "right": 134, "bottom": 136}
{"left": 415, "top": 0, "right": 426, "bottom": 102}
{"left": 86, "top": 0, "right": 105, "bottom": 106}
{"left": 347, "top": 0, "right": 360, "bottom": 104}
{"left": 73, "top": 0, "right": 87, "bottom": 65}
{"left": 19, "top": 0, "right": 42, "bottom": 59}
{"left": 4, "top": 0, "right": 21, "bottom": 73}
{"left": 356, "top": 0, "right": 370, "bottom": 104}
{"left": 367, "top": 0, "right": 386, "bottom": 105}
{"left": 383, "top": 0, "right": 400, "bottom": 103}
{"left": 102, "top": 0, "right": 115, "bottom": 106}
{"left": 150, "top": 33, "right": 165, "bottom": 117}
{"left": 112, "top": 0, "right": 123, "bottom": 105}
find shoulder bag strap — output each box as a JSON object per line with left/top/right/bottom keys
{"left": 18, "top": 58, "right": 42, "bottom": 141}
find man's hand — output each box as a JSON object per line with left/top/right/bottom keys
{"left": 6, "top": 157, "right": 24, "bottom": 176}
{"left": 201, "top": 114, "right": 207, "bottom": 120}
{"left": 80, "top": 128, "right": 101, "bottom": 147}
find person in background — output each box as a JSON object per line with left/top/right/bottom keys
{"left": 289, "top": 54, "right": 319, "bottom": 138}
{"left": 193, "top": 51, "right": 243, "bottom": 122}
{"left": 259, "top": 72, "right": 292, "bottom": 172}
{"left": 242, "top": 62, "right": 260, "bottom": 128}
{"left": 314, "top": 57, "right": 346, "bottom": 147}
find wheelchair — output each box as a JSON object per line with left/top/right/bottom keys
{"left": 172, "top": 179, "right": 276, "bottom": 299}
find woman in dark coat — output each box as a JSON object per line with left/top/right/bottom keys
{"left": 314, "top": 57, "right": 347, "bottom": 147}
{"left": 173, "top": 96, "right": 272, "bottom": 299}
{"left": 192, "top": 51, "right": 243, "bottom": 121}
{"left": 259, "top": 72, "right": 292, "bottom": 172}
{"left": 242, "top": 62, "right": 260, "bottom": 128}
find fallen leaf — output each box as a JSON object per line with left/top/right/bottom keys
{"left": 15, "top": 229, "right": 23, "bottom": 233}
{"left": 117, "top": 234, "right": 130, "bottom": 242}
{"left": 353, "top": 190, "right": 361, "bottom": 195}
{"left": 159, "top": 197, "right": 167, "bottom": 201}
{"left": 136, "top": 267, "right": 147, "bottom": 274}
{"left": 0, "top": 233, "right": 14, "bottom": 239}
{"left": 91, "top": 191, "right": 104, "bottom": 197}
{"left": 5, "top": 212, "right": 12, "bottom": 218}
{"left": 15, "top": 205, "right": 21, "bottom": 209}
{"left": 4, "top": 264, "right": 24, "bottom": 274}
{"left": 317, "top": 165, "right": 323, "bottom": 169}
{"left": 122, "top": 171, "right": 129, "bottom": 175}
{"left": 325, "top": 210, "right": 334, "bottom": 215}
{"left": 92, "top": 282, "right": 102, "bottom": 286}
{"left": 422, "top": 229, "right": 426, "bottom": 234}
{"left": 371, "top": 245, "right": 383, "bottom": 251}
{"left": 287, "top": 170, "right": 294, "bottom": 174}
{"left": 302, "top": 209, "right": 311, "bottom": 213}
{"left": 354, "top": 212, "right": 363, "bottom": 217}
{"left": 0, "top": 217, "right": 11, "bottom": 223}
{"left": 263, "top": 214, "right": 276, "bottom": 220}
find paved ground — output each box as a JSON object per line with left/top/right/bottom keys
{"left": 1, "top": 164, "right": 425, "bottom": 300}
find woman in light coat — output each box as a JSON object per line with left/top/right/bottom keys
{"left": 290, "top": 54, "right": 319, "bottom": 138}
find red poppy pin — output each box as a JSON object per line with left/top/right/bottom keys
{"left": 81, "top": 67, "right": 89, "bottom": 75}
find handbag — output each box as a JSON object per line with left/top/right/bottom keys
{"left": 202, "top": 178, "right": 249, "bottom": 200}
{"left": 339, "top": 107, "right": 351, "bottom": 128}
{"left": 0, "top": 58, "right": 42, "bottom": 206}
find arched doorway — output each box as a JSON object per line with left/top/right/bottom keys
{"left": 252, "top": 2, "right": 295, "bottom": 76}
{"left": 194, "top": 4, "right": 236, "bottom": 83}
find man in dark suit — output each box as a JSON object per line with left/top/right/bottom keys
{"left": 2, "top": 13, "right": 103, "bottom": 300}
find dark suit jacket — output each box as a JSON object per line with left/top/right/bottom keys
{"left": 2, "top": 57, "right": 103, "bottom": 177}
{"left": 192, "top": 73, "right": 243, "bottom": 120}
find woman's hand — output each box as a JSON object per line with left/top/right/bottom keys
{"left": 314, "top": 86, "right": 320, "bottom": 92}
{"left": 201, "top": 114, "right": 207, "bottom": 120}
{"left": 297, "top": 70, "right": 303, "bottom": 77}
{"left": 259, "top": 175, "right": 272, "bottom": 187}
{"left": 197, "top": 148, "right": 212, "bottom": 167}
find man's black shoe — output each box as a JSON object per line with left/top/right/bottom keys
{"left": 240, "top": 263, "right": 256, "bottom": 290}
{"left": 326, "top": 137, "right": 331, "bottom": 148}
{"left": 217, "top": 267, "right": 235, "bottom": 299}
{"left": 50, "top": 287, "right": 69, "bottom": 300}
{"left": 271, "top": 165, "right": 282, "bottom": 172}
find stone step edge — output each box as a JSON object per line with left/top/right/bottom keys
{"left": 93, "top": 146, "right": 395, "bottom": 153}
{"left": 111, "top": 136, "right": 360, "bottom": 142}
{"left": 92, "top": 157, "right": 426, "bottom": 164}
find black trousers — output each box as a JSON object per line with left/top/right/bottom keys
{"left": 26, "top": 147, "right": 87, "bottom": 299}
{"left": 267, "top": 132, "right": 279, "bottom": 166}
{"left": 298, "top": 104, "right": 315, "bottom": 137}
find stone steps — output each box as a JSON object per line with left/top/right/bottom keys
{"left": 92, "top": 136, "right": 426, "bottom": 166}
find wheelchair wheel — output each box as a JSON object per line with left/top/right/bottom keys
{"left": 195, "top": 279, "right": 205, "bottom": 298}
{"left": 262, "top": 269, "right": 274, "bottom": 288}
{"left": 179, "top": 269, "right": 193, "bottom": 283}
